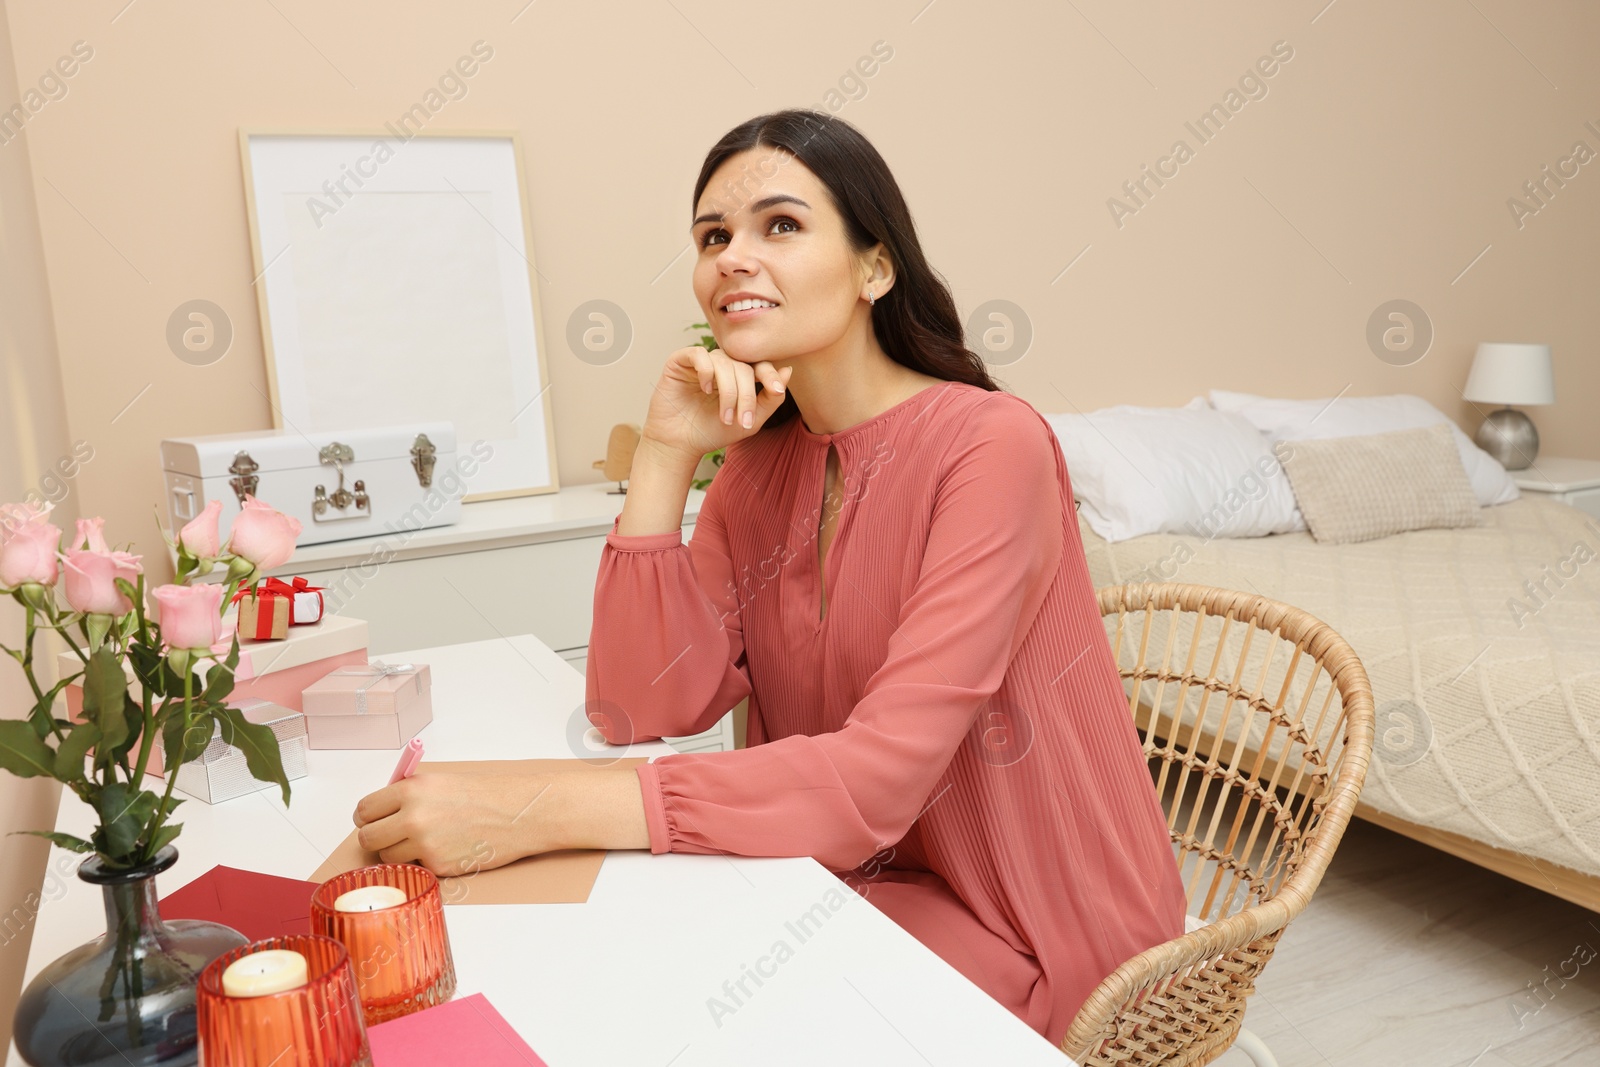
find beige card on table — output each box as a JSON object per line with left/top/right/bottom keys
{"left": 309, "top": 758, "right": 650, "bottom": 905}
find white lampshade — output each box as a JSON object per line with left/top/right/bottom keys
{"left": 1463, "top": 342, "right": 1555, "bottom": 405}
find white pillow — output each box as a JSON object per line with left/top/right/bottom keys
{"left": 1208, "top": 389, "right": 1520, "bottom": 507}
{"left": 1042, "top": 399, "right": 1303, "bottom": 543}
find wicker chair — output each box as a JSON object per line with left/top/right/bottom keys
{"left": 1060, "top": 583, "right": 1375, "bottom": 1066}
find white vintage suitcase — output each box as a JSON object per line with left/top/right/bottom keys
{"left": 160, "top": 421, "right": 463, "bottom": 548}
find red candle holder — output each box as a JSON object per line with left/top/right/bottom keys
{"left": 311, "top": 864, "right": 458, "bottom": 1025}
{"left": 196, "top": 933, "right": 371, "bottom": 1067}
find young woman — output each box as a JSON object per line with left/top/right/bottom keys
{"left": 354, "top": 109, "right": 1188, "bottom": 1046}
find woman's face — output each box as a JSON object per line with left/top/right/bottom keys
{"left": 691, "top": 147, "right": 878, "bottom": 365}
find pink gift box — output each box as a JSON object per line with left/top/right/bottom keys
{"left": 300, "top": 661, "right": 432, "bottom": 750}
{"left": 59, "top": 614, "right": 369, "bottom": 775}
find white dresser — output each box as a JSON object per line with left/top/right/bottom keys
{"left": 183, "top": 483, "right": 737, "bottom": 754}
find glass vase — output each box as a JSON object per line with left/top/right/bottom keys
{"left": 12, "top": 845, "right": 249, "bottom": 1067}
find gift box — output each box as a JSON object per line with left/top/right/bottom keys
{"left": 156, "top": 698, "right": 310, "bottom": 804}
{"left": 59, "top": 614, "right": 369, "bottom": 774}
{"left": 300, "top": 661, "right": 432, "bottom": 750}
{"left": 261, "top": 576, "right": 326, "bottom": 625}
{"left": 280, "top": 577, "right": 326, "bottom": 624}
{"left": 232, "top": 577, "right": 326, "bottom": 639}
{"left": 235, "top": 591, "right": 289, "bottom": 640}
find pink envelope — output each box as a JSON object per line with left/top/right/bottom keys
{"left": 367, "top": 993, "right": 547, "bottom": 1065}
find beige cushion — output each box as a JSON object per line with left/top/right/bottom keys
{"left": 1279, "top": 423, "right": 1483, "bottom": 544}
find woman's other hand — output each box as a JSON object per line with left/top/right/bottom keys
{"left": 640, "top": 345, "right": 791, "bottom": 462}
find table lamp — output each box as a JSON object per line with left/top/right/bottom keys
{"left": 1463, "top": 342, "right": 1555, "bottom": 470}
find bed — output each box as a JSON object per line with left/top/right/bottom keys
{"left": 1076, "top": 494, "right": 1600, "bottom": 909}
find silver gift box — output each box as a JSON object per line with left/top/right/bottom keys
{"left": 157, "top": 698, "right": 310, "bottom": 804}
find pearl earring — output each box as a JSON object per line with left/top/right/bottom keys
{"left": 867, "top": 290, "right": 876, "bottom": 306}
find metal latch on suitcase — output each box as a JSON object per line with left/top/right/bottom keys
{"left": 229, "top": 450, "right": 259, "bottom": 507}
{"left": 410, "top": 433, "right": 437, "bottom": 488}
{"left": 313, "top": 442, "right": 370, "bottom": 522}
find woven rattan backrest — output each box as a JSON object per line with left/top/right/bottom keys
{"left": 1059, "top": 583, "right": 1374, "bottom": 1065}
{"left": 1108, "top": 587, "right": 1352, "bottom": 919}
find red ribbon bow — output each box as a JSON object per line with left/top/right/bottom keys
{"left": 260, "top": 576, "right": 323, "bottom": 599}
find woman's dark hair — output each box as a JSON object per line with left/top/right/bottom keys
{"left": 692, "top": 109, "right": 1001, "bottom": 429}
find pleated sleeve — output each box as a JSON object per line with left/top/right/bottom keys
{"left": 584, "top": 464, "right": 753, "bottom": 745}
{"left": 634, "top": 400, "right": 1065, "bottom": 872}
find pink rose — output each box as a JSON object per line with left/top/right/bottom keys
{"left": 74, "top": 517, "right": 112, "bottom": 554}
{"left": 0, "top": 521, "right": 62, "bottom": 589}
{"left": 178, "top": 499, "right": 223, "bottom": 558}
{"left": 62, "top": 549, "right": 143, "bottom": 615}
{"left": 151, "top": 583, "right": 226, "bottom": 651}
{"left": 226, "top": 496, "right": 301, "bottom": 571}
{"left": 0, "top": 500, "right": 55, "bottom": 546}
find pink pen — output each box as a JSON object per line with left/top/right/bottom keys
{"left": 387, "top": 738, "right": 425, "bottom": 785}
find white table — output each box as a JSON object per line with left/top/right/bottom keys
{"left": 8, "top": 634, "right": 1071, "bottom": 1066}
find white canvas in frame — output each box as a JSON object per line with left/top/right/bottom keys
{"left": 240, "top": 130, "right": 558, "bottom": 499}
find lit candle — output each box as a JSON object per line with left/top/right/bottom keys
{"left": 333, "top": 885, "right": 408, "bottom": 913}
{"left": 221, "top": 949, "right": 309, "bottom": 997}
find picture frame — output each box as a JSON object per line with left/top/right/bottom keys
{"left": 239, "top": 128, "right": 559, "bottom": 500}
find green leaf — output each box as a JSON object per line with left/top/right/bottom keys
{"left": 0, "top": 720, "right": 57, "bottom": 779}
{"left": 161, "top": 708, "right": 215, "bottom": 768}
{"left": 145, "top": 821, "right": 182, "bottom": 858}
{"left": 157, "top": 659, "right": 193, "bottom": 700}
{"left": 80, "top": 647, "right": 129, "bottom": 756}
{"left": 111, "top": 693, "right": 144, "bottom": 765}
{"left": 13, "top": 830, "right": 93, "bottom": 853}
{"left": 30, "top": 674, "right": 80, "bottom": 739}
{"left": 201, "top": 659, "right": 236, "bottom": 706}
{"left": 93, "top": 783, "right": 158, "bottom": 861}
{"left": 128, "top": 642, "right": 167, "bottom": 697}
{"left": 54, "top": 722, "right": 100, "bottom": 781}
{"left": 216, "top": 705, "right": 290, "bottom": 806}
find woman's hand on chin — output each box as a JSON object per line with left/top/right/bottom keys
{"left": 641, "top": 345, "right": 792, "bottom": 459}
{"left": 351, "top": 764, "right": 559, "bottom": 878}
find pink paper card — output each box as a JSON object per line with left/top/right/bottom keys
{"left": 367, "top": 993, "right": 546, "bottom": 1066}
{"left": 158, "top": 865, "right": 320, "bottom": 942}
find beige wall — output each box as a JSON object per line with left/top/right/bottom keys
{"left": 0, "top": 2, "right": 71, "bottom": 1047}
{"left": 5, "top": 2, "right": 1597, "bottom": 593}
{"left": 2, "top": 0, "right": 1598, "bottom": 1036}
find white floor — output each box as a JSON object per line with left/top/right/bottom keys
{"left": 1208, "top": 818, "right": 1600, "bottom": 1067}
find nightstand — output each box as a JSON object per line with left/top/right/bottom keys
{"left": 1512, "top": 457, "right": 1600, "bottom": 521}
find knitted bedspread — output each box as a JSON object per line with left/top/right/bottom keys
{"left": 1078, "top": 496, "right": 1600, "bottom": 881}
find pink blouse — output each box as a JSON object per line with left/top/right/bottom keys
{"left": 587, "top": 380, "right": 1188, "bottom": 1045}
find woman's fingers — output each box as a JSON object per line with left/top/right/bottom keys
{"left": 685, "top": 346, "right": 714, "bottom": 396}
{"left": 731, "top": 361, "right": 759, "bottom": 429}
{"left": 356, "top": 809, "right": 408, "bottom": 854}
{"left": 708, "top": 351, "right": 790, "bottom": 429}
{"left": 352, "top": 784, "right": 402, "bottom": 827}
{"left": 711, "top": 352, "right": 738, "bottom": 425}
{"left": 753, "top": 360, "right": 787, "bottom": 395}
{"left": 644, "top": 347, "right": 791, "bottom": 452}
{"left": 376, "top": 841, "right": 418, "bottom": 866}
{"left": 756, "top": 366, "right": 794, "bottom": 417}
